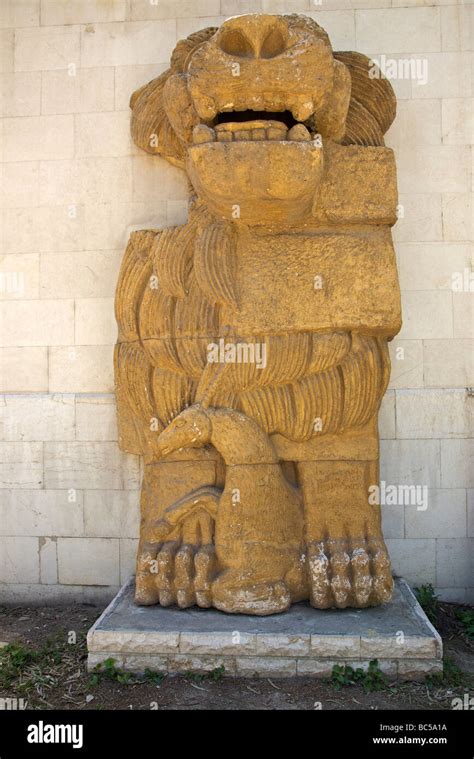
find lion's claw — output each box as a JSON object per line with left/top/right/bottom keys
{"left": 135, "top": 486, "right": 220, "bottom": 608}
{"left": 136, "top": 540, "right": 218, "bottom": 609}
{"left": 307, "top": 534, "right": 393, "bottom": 608}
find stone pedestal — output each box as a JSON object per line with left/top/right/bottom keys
{"left": 87, "top": 578, "right": 442, "bottom": 681}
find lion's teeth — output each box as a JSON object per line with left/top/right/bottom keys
{"left": 291, "top": 100, "right": 315, "bottom": 122}
{"left": 288, "top": 124, "right": 311, "bottom": 141}
{"left": 216, "top": 131, "right": 233, "bottom": 142}
{"left": 216, "top": 128, "right": 270, "bottom": 142}
{"left": 234, "top": 130, "right": 251, "bottom": 141}
{"left": 208, "top": 122, "right": 309, "bottom": 143}
{"left": 192, "top": 125, "right": 216, "bottom": 144}
{"left": 267, "top": 126, "right": 287, "bottom": 141}
{"left": 193, "top": 95, "right": 217, "bottom": 121}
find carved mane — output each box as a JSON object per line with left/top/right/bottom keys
{"left": 115, "top": 206, "right": 390, "bottom": 453}
{"left": 115, "top": 19, "right": 396, "bottom": 454}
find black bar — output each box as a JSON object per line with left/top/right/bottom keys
{"left": 0, "top": 709, "right": 470, "bottom": 757}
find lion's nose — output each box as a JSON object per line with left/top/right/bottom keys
{"left": 216, "top": 14, "right": 288, "bottom": 59}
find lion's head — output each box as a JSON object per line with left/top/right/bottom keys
{"left": 130, "top": 14, "right": 396, "bottom": 224}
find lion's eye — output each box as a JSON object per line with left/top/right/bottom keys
{"left": 175, "top": 420, "right": 186, "bottom": 429}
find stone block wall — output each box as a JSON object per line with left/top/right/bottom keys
{"left": 0, "top": 0, "right": 472, "bottom": 604}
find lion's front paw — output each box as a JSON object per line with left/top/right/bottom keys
{"left": 307, "top": 535, "right": 393, "bottom": 609}
{"left": 135, "top": 486, "right": 220, "bottom": 608}
{"left": 136, "top": 539, "right": 217, "bottom": 609}
{"left": 136, "top": 532, "right": 218, "bottom": 609}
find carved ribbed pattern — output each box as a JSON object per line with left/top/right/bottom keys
{"left": 340, "top": 100, "right": 385, "bottom": 147}
{"left": 334, "top": 51, "right": 397, "bottom": 145}
{"left": 115, "top": 341, "right": 154, "bottom": 423}
{"left": 308, "top": 332, "right": 351, "bottom": 374}
{"left": 115, "top": 230, "right": 156, "bottom": 343}
{"left": 204, "top": 332, "right": 350, "bottom": 392}
{"left": 170, "top": 27, "right": 218, "bottom": 72}
{"left": 151, "top": 368, "right": 197, "bottom": 427}
{"left": 240, "top": 335, "right": 390, "bottom": 440}
{"left": 130, "top": 27, "right": 217, "bottom": 165}
{"left": 115, "top": 212, "right": 391, "bottom": 448}
{"left": 194, "top": 223, "right": 239, "bottom": 310}
{"left": 152, "top": 224, "right": 194, "bottom": 298}
{"left": 130, "top": 71, "right": 185, "bottom": 163}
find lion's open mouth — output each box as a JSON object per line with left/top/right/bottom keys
{"left": 192, "top": 109, "right": 316, "bottom": 144}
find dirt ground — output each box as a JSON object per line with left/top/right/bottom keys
{"left": 0, "top": 599, "right": 472, "bottom": 711}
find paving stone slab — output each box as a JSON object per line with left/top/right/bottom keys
{"left": 87, "top": 577, "right": 442, "bottom": 680}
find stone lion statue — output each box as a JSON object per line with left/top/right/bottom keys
{"left": 114, "top": 13, "right": 401, "bottom": 615}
